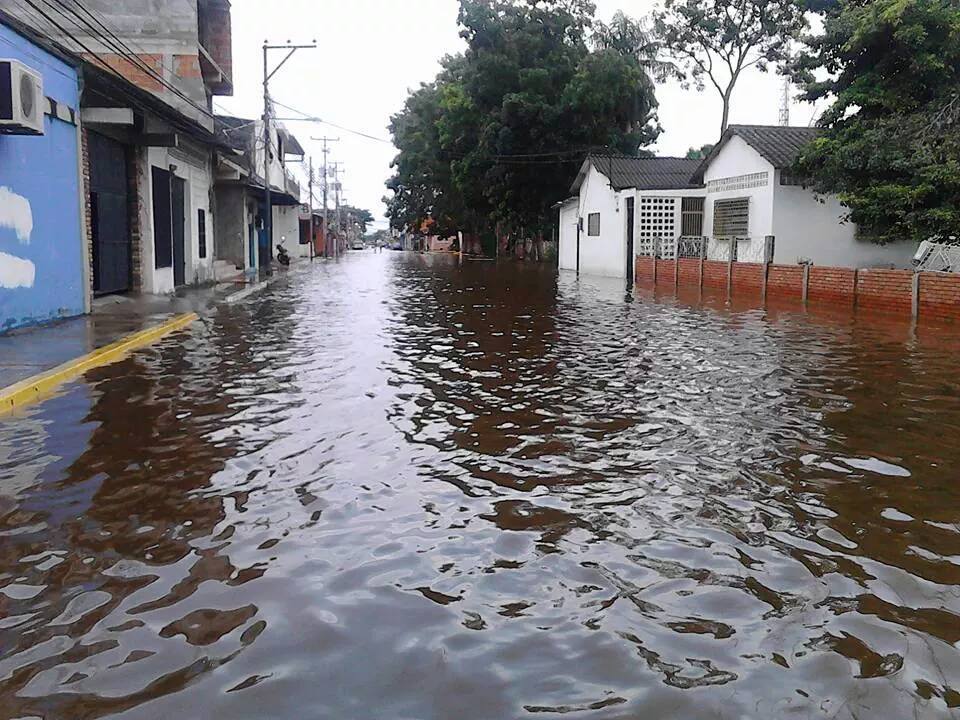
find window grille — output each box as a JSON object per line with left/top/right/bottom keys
{"left": 681, "top": 197, "right": 705, "bottom": 237}
{"left": 712, "top": 198, "right": 750, "bottom": 238}
{"left": 198, "top": 209, "right": 207, "bottom": 259}
{"left": 587, "top": 213, "right": 600, "bottom": 236}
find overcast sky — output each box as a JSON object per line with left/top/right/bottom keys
{"left": 219, "top": 0, "right": 822, "bottom": 230}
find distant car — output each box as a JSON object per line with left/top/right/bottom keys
{"left": 351, "top": 240, "right": 365, "bottom": 250}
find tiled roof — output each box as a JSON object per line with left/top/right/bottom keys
{"left": 572, "top": 155, "right": 703, "bottom": 192}
{"left": 692, "top": 125, "right": 820, "bottom": 182}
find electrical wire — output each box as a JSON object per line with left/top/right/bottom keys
{"left": 29, "top": 0, "right": 216, "bottom": 120}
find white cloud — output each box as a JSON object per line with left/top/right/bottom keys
{"left": 0, "top": 187, "right": 33, "bottom": 244}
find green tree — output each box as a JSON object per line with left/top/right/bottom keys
{"left": 652, "top": 0, "right": 807, "bottom": 137}
{"left": 386, "top": 0, "right": 663, "bottom": 257}
{"left": 685, "top": 143, "right": 714, "bottom": 159}
{"left": 795, "top": 0, "right": 960, "bottom": 243}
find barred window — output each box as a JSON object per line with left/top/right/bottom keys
{"left": 707, "top": 171, "right": 769, "bottom": 193}
{"left": 587, "top": 213, "right": 600, "bottom": 236}
{"left": 712, "top": 198, "right": 750, "bottom": 238}
{"left": 198, "top": 209, "right": 207, "bottom": 259}
{"left": 681, "top": 197, "right": 705, "bottom": 237}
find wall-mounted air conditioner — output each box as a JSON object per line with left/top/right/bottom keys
{"left": 0, "top": 60, "right": 44, "bottom": 135}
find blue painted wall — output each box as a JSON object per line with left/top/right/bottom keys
{"left": 0, "top": 21, "right": 84, "bottom": 332}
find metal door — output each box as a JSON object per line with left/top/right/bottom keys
{"left": 151, "top": 167, "right": 172, "bottom": 270}
{"left": 248, "top": 223, "right": 257, "bottom": 270}
{"left": 625, "top": 197, "right": 635, "bottom": 283}
{"left": 172, "top": 177, "right": 186, "bottom": 286}
{"left": 88, "top": 132, "right": 130, "bottom": 295}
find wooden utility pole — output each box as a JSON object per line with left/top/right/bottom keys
{"left": 331, "top": 162, "right": 344, "bottom": 258}
{"left": 307, "top": 156, "right": 315, "bottom": 260}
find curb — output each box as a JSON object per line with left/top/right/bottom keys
{"left": 0, "top": 312, "right": 199, "bottom": 416}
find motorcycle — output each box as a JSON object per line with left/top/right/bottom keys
{"left": 277, "top": 245, "right": 291, "bottom": 267}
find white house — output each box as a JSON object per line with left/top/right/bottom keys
{"left": 559, "top": 126, "right": 915, "bottom": 280}
{"left": 560, "top": 155, "right": 704, "bottom": 279}
{"left": 696, "top": 125, "right": 914, "bottom": 267}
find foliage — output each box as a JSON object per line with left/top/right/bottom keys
{"left": 652, "top": 0, "right": 807, "bottom": 136}
{"left": 385, "top": 0, "right": 663, "bottom": 249}
{"left": 794, "top": 0, "right": 960, "bottom": 243}
{"left": 685, "top": 143, "right": 714, "bottom": 159}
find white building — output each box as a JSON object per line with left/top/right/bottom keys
{"left": 560, "top": 155, "right": 704, "bottom": 279}
{"left": 559, "top": 126, "right": 915, "bottom": 279}
{"left": 696, "top": 125, "right": 914, "bottom": 267}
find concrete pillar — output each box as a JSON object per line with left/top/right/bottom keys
{"left": 911, "top": 271, "right": 920, "bottom": 319}
{"left": 801, "top": 263, "right": 810, "bottom": 304}
{"left": 699, "top": 237, "right": 706, "bottom": 291}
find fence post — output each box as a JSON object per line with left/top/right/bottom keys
{"left": 911, "top": 271, "right": 920, "bottom": 319}
{"left": 761, "top": 235, "right": 774, "bottom": 303}
{"left": 698, "top": 237, "right": 706, "bottom": 291}
{"left": 652, "top": 237, "right": 660, "bottom": 286}
{"left": 726, "top": 239, "right": 735, "bottom": 299}
{"left": 674, "top": 239, "right": 680, "bottom": 289}
{"left": 801, "top": 263, "right": 810, "bottom": 305}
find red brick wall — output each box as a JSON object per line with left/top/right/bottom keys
{"left": 855, "top": 269, "right": 913, "bottom": 315}
{"left": 84, "top": 53, "right": 164, "bottom": 93}
{"left": 174, "top": 54, "right": 202, "bottom": 80}
{"left": 656, "top": 259, "right": 676, "bottom": 284}
{"left": 808, "top": 267, "right": 857, "bottom": 306}
{"left": 702, "top": 260, "right": 728, "bottom": 292}
{"left": 732, "top": 263, "right": 764, "bottom": 295}
{"left": 919, "top": 273, "right": 960, "bottom": 324}
{"left": 767, "top": 264, "right": 803, "bottom": 301}
{"left": 199, "top": 0, "right": 234, "bottom": 82}
{"left": 677, "top": 258, "right": 700, "bottom": 287}
{"left": 636, "top": 257, "right": 655, "bottom": 284}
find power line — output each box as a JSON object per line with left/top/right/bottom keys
{"left": 271, "top": 100, "right": 393, "bottom": 144}
{"left": 28, "top": 0, "right": 216, "bottom": 120}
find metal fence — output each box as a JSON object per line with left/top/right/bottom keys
{"left": 637, "top": 236, "right": 774, "bottom": 264}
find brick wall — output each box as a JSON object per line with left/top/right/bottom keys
{"left": 656, "top": 259, "right": 676, "bottom": 285}
{"left": 83, "top": 53, "right": 164, "bottom": 93}
{"left": 199, "top": 0, "right": 234, "bottom": 81}
{"left": 632, "top": 254, "right": 960, "bottom": 324}
{"left": 919, "top": 273, "right": 960, "bottom": 324}
{"left": 856, "top": 268, "right": 913, "bottom": 316}
{"left": 702, "top": 260, "right": 728, "bottom": 292}
{"left": 127, "top": 147, "right": 145, "bottom": 293}
{"left": 174, "top": 54, "right": 202, "bottom": 80}
{"left": 677, "top": 258, "right": 700, "bottom": 287}
{"left": 636, "top": 257, "right": 655, "bottom": 284}
{"left": 81, "top": 129, "right": 93, "bottom": 295}
{"left": 766, "top": 264, "right": 803, "bottom": 301}
{"left": 809, "top": 267, "right": 857, "bottom": 307}
{"left": 732, "top": 263, "right": 764, "bottom": 295}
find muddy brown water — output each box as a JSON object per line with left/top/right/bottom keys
{"left": 2, "top": 253, "right": 960, "bottom": 719}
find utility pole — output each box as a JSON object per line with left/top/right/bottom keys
{"left": 311, "top": 137, "right": 339, "bottom": 257}
{"left": 307, "top": 156, "right": 315, "bottom": 261}
{"left": 331, "top": 162, "right": 344, "bottom": 258}
{"left": 262, "top": 39, "right": 316, "bottom": 270}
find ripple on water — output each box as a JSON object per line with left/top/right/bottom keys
{"left": 1, "top": 254, "right": 960, "bottom": 718}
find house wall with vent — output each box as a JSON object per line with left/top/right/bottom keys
{"left": 571, "top": 166, "right": 629, "bottom": 278}
{"left": 702, "top": 135, "right": 775, "bottom": 263}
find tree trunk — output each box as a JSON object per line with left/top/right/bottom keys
{"left": 720, "top": 94, "right": 732, "bottom": 137}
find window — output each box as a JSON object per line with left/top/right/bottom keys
{"left": 587, "top": 213, "right": 600, "bottom": 236}
{"left": 681, "top": 197, "right": 705, "bottom": 237}
{"left": 198, "top": 209, "right": 207, "bottom": 258}
{"left": 712, "top": 198, "right": 750, "bottom": 238}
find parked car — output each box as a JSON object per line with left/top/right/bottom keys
{"left": 351, "top": 240, "right": 365, "bottom": 251}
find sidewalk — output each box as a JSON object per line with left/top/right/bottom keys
{"left": 0, "top": 271, "right": 282, "bottom": 390}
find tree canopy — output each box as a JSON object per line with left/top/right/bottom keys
{"left": 795, "top": 0, "right": 960, "bottom": 243}
{"left": 385, "top": 0, "right": 663, "bottom": 249}
{"left": 652, "top": 0, "right": 807, "bottom": 137}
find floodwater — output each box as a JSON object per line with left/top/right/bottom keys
{"left": 2, "top": 253, "right": 960, "bottom": 720}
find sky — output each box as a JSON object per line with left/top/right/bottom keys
{"left": 219, "top": 0, "right": 824, "bottom": 230}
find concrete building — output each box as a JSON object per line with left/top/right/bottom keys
{"left": 561, "top": 156, "right": 703, "bottom": 280}
{"left": 214, "top": 116, "right": 303, "bottom": 274}
{"left": 0, "top": 14, "right": 86, "bottom": 331}
{"left": 695, "top": 125, "right": 915, "bottom": 267}
{"left": 560, "top": 126, "right": 915, "bottom": 281}
{"left": 0, "top": 0, "right": 236, "bottom": 296}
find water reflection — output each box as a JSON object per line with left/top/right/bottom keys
{"left": 1, "top": 253, "right": 959, "bottom": 719}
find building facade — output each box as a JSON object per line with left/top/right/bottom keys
{"left": 0, "top": 16, "right": 86, "bottom": 331}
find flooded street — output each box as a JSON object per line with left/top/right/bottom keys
{"left": 3, "top": 252, "right": 960, "bottom": 719}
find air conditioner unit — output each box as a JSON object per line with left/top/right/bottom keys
{"left": 0, "top": 60, "right": 44, "bottom": 135}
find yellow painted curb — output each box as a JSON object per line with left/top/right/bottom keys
{"left": 0, "top": 312, "right": 199, "bottom": 416}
